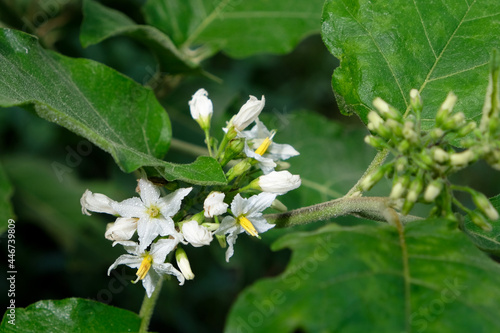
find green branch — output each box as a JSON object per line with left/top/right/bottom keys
{"left": 265, "top": 196, "right": 422, "bottom": 228}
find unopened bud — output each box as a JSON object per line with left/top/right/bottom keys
{"left": 457, "top": 121, "right": 477, "bottom": 137}
{"left": 423, "top": 180, "right": 443, "bottom": 202}
{"left": 430, "top": 128, "right": 445, "bottom": 141}
{"left": 406, "top": 177, "right": 424, "bottom": 203}
{"left": 418, "top": 149, "right": 434, "bottom": 168}
{"left": 360, "top": 167, "right": 386, "bottom": 191}
{"left": 398, "top": 139, "right": 411, "bottom": 153}
{"left": 175, "top": 248, "right": 195, "bottom": 280}
{"left": 432, "top": 147, "right": 449, "bottom": 163}
{"left": 442, "top": 112, "right": 465, "bottom": 131}
{"left": 410, "top": 89, "right": 422, "bottom": 112}
{"left": 220, "top": 138, "right": 245, "bottom": 166}
{"left": 225, "top": 159, "right": 252, "bottom": 181}
{"left": 270, "top": 199, "right": 288, "bottom": 212}
{"left": 390, "top": 176, "right": 410, "bottom": 199}
{"left": 364, "top": 135, "right": 386, "bottom": 149}
{"left": 450, "top": 149, "right": 475, "bottom": 167}
{"left": 469, "top": 211, "right": 493, "bottom": 231}
{"left": 436, "top": 92, "right": 457, "bottom": 126}
{"left": 385, "top": 119, "right": 403, "bottom": 137}
{"left": 373, "top": 97, "right": 401, "bottom": 120}
{"left": 367, "top": 111, "right": 384, "bottom": 130}
{"left": 395, "top": 157, "right": 408, "bottom": 172}
{"left": 403, "top": 121, "right": 418, "bottom": 143}
{"left": 472, "top": 192, "right": 499, "bottom": 221}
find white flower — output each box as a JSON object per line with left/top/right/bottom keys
{"left": 243, "top": 142, "right": 277, "bottom": 174}
{"left": 241, "top": 120, "right": 299, "bottom": 161}
{"left": 231, "top": 95, "right": 265, "bottom": 131}
{"left": 105, "top": 217, "right": 139, "bottom": 241}
{"left": 215, "top": 193, "right": 277, "bottom": 262}
{"left": 189, "top": 88, "right": 213, "bottom": 130}
{"left": 203, "top": 191, "right": 229, "bottom": 218}
{"left": 255, "top": 170, "right": 301, "bottom": 195}
{"left": 108, "top": 239, "right": 184, "bottom": 297}
{"left": 80, "top": 190, "right": 118, "bottom": 216}
{"left": 181, "top": 220, "right": 213, "bottom": 247}
{"left": 111, "top": 177, "right": 192, "bottom": 251}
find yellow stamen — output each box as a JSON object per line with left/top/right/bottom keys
{"left": 134, "top": 254, "right": 153, "bottom": 283}
{"left": 238, "top": 216, "right": 259, "bottom": 237}
{"left": 254, "top": 131, "right": 275, "bottom": 156}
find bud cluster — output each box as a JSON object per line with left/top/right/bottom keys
{"left": 362, "top": 80, "right": 500, "bottom": 230}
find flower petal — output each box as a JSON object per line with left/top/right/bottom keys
{"left": 154, "top": 262, "right": 185, "bottom": 285}
{"left": 111, "top": 197, "right": 145, "bottom": 218}
{"left": 249, "top": 216, "right": 275, "bottom": 234}
{"left": 157, "top": 187, "right": 192, "bottom": 218}
{"left": 245, "top": 192, "right": 277, "bottom": 217}
{"left": 150, "top": 238, "right": 179, "bottom": 263}
{"left": 105, "top": 217, "right": 138, "bottom": 241}
{"left": 225, "top": 231, "right": 239, "bottom": 262}
{"left": 137, "top": 217, "right": 163, "bottom": 252}
{"left": 215, "top": 216, "right": 238, "bottom": 235}
{"left": 107, "top": 254, "right": 141, "bottom": 275}
{"left": 138, "top": 178, "right": 161, "bottom": 206}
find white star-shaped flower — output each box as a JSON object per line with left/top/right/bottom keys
{"left": 203, "top": 191, "right": 229, "bottom": 218}
{"left": 110, "top": 178, "right": 192, "bottom": 251}
{"left": 241, "top": 119, "right": 299, "bottom": 161}
{"left": 108, "top": 239, "right": 184, "bottom": 297}
{"left": 215, "top": 192, "right": 277, "bottom": 262}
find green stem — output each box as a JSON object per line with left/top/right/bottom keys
{"left": 204, "top": 128, "right": 213, "bottom": 157}
{"left": 138, "top": 277, "right": 163, "bottom": 333}
{"left": 345, "top": 149, "right": 389, "bottom": 197}
{"left": 265, "top": 196, "right": 422, "bottom": 228}
{"left": 170, "top": 138, "right": 208, "bottom": 157}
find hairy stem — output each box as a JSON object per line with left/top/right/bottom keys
{"left": 265, "top": 196, "right": 422, "bottom": 228}
{"left": 138, "top": 277, "right": 163, "bottom": 333}
{"left": 345, "top": 149, "right": 389, "bottom": 197}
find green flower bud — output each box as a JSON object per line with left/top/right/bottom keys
{"left": 390, "top": 175, "right": 410, "bottom": 199}
{"left": 395, "top": 157, "right": 408, "bottom": 172}
{"left": 220, "top": 138, "right": 245, "bottom": 166}
{"left": 175, "top": 247, "right": 195, "bottom": 280}
{"left": 398, "top": 139, "right": 411, "bottom": 153}
{"left": 441, "top": 112, "right": 465, "bottom": 131}
{"left": 360, "top": 165, "right": 389, "bottom": 191}
{"left": 472, "top": 191, "right": 499, "bottom": 221}
{"left": 403, "top": 121, "right": 418, "bottom": 143}
{"left": 402, "top": 199, "right": 415, "bottom": 215}
{"left": 406, "top": 176, "right": 424, "bottom": 203}
{"left": 432, "top": 147, "right": 449, "bottom": 163}
{"left": 373, "top": 97, "right": 402, "bottom": 121}
{"left": 457, "top": 121, "right": 477, "bottom": 137}
{"left": 430, "top": 128, "right": 445, "bottom": 141}
{"left": 469, "top": 211, "right": 493, "bottom": 231}
{"left": 450, "top": 149, "right": 476, "bottom": 167}
{"left": 418, "top": 149, "right": 434, "bottom": 168}
{"left": 385, "top": 119, "right": 403, "bottom": 137}
{"left": 225, "top": 159, "right": 252, "bottom": 182}
{"left": 364, "top": 135, "right": 386, "bottom": 149}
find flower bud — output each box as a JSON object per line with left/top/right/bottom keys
{"left": 226, "top": 159, "right": 252, "bottom": 181}
{"left": 450, "top": 149, "right": 475, "bottom": 167}
{"left": 469, "top": 211, "right": 493, "bottom": 231}
{"left": 204, "top": 192, "right": 229, "bottom": 218}
{"left": 385, "top": 119, "right": 403, "bottom": 137}
{"left": 406, "top": 176, "right": 424, "bottom": 203}
{"left": 364, "top": 135, "right": 386, "bottom": 149}
{"left": 231, "top": 95, "right": 265, "bottom": 131}
{"left": 472, "top": 192, "right": 499, "bottom": 221}
{"left": 410, "top": 89, "right": 422, "bottom": 112}
{"left": 390, "top": 176, "right": 410, "bottom": 200}
{"left": 189, "top": 88, "right": 213, "bottom": 130}
{"left": 251, "top": 171, "right": 301, "bottom": 195}
{"left": 395, "top": 157, "right": 408, "bottom": 172}
{"left": 367, "top": 111, "right": 384, "bottom": 130}
{"left": 270, "top": 198, "right": 288, "bottom": 212}
{"left": 423, "top": 180, "right": 443, "bottom": 202}
{"left": 80, "top": 190, "right": 118, "bottom": 216}
{"left": 432, "top": 147, "right": 449, "bottom": 163}
{"left": 175, "top": 248, "right": 194, "bottom": 280}
{"left": 430, "top": 128, "right": 444, "bottom": 141}
{"left": 373, "top": 97, "right": 401, "bottom": 120}
{"left": 215, "top": 234, "right": 227, "bottom": 248}
{"left": 220, "top": 139, "right": 245, "bottom": 166}
{"left": 457, "top": 121, "right": 476, "bottom": 137}
{"left": 360, "top": 166, "right": 388, "bottom": 191}
{"left": 181, "top": 220, "right": 213, "bottom": 247}
{"left": 442, "top": 112, "right": 465, "bottom": 131}
{"left": 105, "top": 217, "right": 138, "bottom": 241}
{"left": 403, "top": 121, "right": 418, "bottom": 143}
{"left": 418, "top": 149, "right": 434, "bottom": 168}
{"left": 436, "top": 92, "right": 457, "bottom": 126}
{"left": 397, "top": 140, "right": 411, "bottom": 153}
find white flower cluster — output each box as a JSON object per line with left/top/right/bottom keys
{"left": 80, "top": 89, "right": 302, "bottom": 297}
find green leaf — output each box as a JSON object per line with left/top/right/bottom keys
{"left": 226, "top": 219, "right": 500, "bottom": 332}
{"left": 80, "top": 0, "right": 198, "bottom": 74}
{"left": 0, "top": 28, "right": 226, "bottom": 185}
{"left": 322, "top": 0, "right": 500, "bottom": 127}
{"left": 1, "top": 298, "right": 141, "bottom": 332}
{"left": 143, "top": 0, "right": 325, "bottom": 58}
{"left": 461, "top": 194, "right": 500, "bottom": 256}
{"left": 0, "top": 161, "right": 14, "bottom": 234}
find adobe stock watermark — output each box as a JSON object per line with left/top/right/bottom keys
{"left": 51, "top": 139, "right": 93, "bottom": 182}
{"left": 409, "top": 277, "right": 467, "bottom": 333}
{"left": 234, "top": 234, "right": 338, "bottom": 333}
{"left": 21, "top": 0, "right": 71, "bottom": 33}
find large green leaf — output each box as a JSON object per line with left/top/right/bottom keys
{"left": 143, "top": 0, "right": 325, "bottom": 58}
{"left": 80, "top": 0, "right": 198, "bottom": 74}
{"left": 0, "top": 298, "right": 141, "bottom": 332}
{"left": 226, "top": 219, "right": 500, "bottom": 332}
{"left": 0, "top": 28, "right": 226, "bottom": 185}
{"left": 0, "top": 161, "right": 14, "bottom": 234}
{"left": 322, "top": 0, "right": 500, "bottom": 127}
{"left": 461, "top": 194, "right": 500, "bottom": 256}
